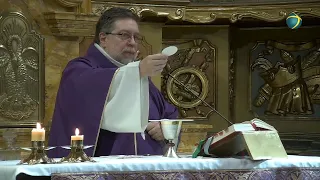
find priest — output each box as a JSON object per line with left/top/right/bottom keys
{"left": 48, "top": 7, "right": 178, "bottom": 157}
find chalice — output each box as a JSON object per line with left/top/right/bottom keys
{"left": 152, "top": 119, "right": 193, "bottom": 158}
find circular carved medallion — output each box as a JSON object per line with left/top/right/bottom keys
{"left": 166, "top": 66, "right": 209, "bottom": 109}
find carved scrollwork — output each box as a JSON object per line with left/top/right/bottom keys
{"left": 182, "top": 9, "right": 217, "bottom": 23}
{"left": 0, "top": 11, "right": 44, "bottom": 125}
{"left": 55, "top": 0, "right": 83, "bottom": 8}
{"left": 162, "top": 39, "right": 216, "bottom": 120}
{"left": 92, "top": 3, "right": 184, "bottom": 21}
{"left": 296, "top": 8, "right": 320, "bottom": 18}
{"left": 182, "top": 5, "right": 320, "bottom": 23}
{"left": 229, "top": 11, "right": 287, "bottom": 23}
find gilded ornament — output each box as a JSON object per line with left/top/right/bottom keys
{"left": 0, "top": 11, "right": 44, "bottom": 123}
{"left": 162, "top": 39, "right": 216, "bottom": 119}
{"left": 92, "top": 3, "right": 184, "bottom": 21}
{"left": 166, "top": 66, "right": 209, "bottom": 109}
{"left": 251, "top": 40, "right": 320, "bottom": 117}
{"left": 42, "top": 1, "right": 320, "bottom": 37}
{"left": 230, "top": 11, "right": 287, "bottom": 23}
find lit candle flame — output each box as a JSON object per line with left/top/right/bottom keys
{"left": 75, "top": 128, "right": 79, "bottom": 136}
{"left": 36, "top": 123, "right": 41, "bottom": 129}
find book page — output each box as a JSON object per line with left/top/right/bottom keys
{"left": 250, "top": 118, "right": 277, "bottom": 131}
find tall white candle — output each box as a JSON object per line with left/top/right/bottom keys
{"left": 31, "top": 123, "right": 45, "bottom": 141}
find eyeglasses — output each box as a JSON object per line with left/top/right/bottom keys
{"left": 105, "top": 32, "right": 143, "bottom": 42}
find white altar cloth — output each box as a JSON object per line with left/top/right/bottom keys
{"left": 0, "top": 155, "right": 320, "bottom": 180}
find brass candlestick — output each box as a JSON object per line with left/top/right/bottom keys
{"left": 18, "top": 141, "right": 55, "bottom": 165}
{"left": 60, "top": 140, "right": 95, "bottom": 163}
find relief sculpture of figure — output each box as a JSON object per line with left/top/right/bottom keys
{"left": 251, "top": 49, "right": 318, "bottom": 116}
{"left": 0, "top": 24, "right": 39, "bottom": 120}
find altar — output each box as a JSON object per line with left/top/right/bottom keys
{"left": 1, "top": 155, "right": 320, "bottom": 180}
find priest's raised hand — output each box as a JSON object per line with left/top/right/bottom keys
{"left": 139, "top": 54, "right": 168, "bottom": 77}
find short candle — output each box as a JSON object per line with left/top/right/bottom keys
{"left": 31, "top": 123, "right": 45, "bottom": 141}
{"left": 71, "top": 128, "right": 84, "bottom": 141}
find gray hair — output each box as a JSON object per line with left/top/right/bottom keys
{"left": 94, "top": 7, "right": 140, "bottom": 43}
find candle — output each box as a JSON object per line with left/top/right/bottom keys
{"left": 31, "top": 123, "right": 45, "bottom": 141}
{"left": 71, "top": 128, "right": 84, "bottom": 141}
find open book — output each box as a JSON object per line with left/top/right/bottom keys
{"left": 209, "top": 118, "right": 276, "bottom": 147}
{"left": 194, "top": 118, "right": 285, "bottom": 159}
{"left": 242, "top": 118, "right": 276, "bottom": 131}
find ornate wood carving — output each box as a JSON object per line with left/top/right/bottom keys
{"left": 43, "top": 1, "right": 320, "bottom": 37}
{"left": 93, "top": 1, "right": 320, "bottom": 23}
{"left": 250, "top": 40, "right": 320, "bottom": 120}
{"left": 0, "top": 11, "right": 44, "bottom": 127}
{"left": 92, "top": 3, "right": 184, "bottom": 21}
{"left": 161, "top": 39, "right": 217, "bottom": 120}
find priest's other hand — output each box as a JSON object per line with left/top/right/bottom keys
{"left": 146, "top": 122, "right": 165, "bottom": 141}
{"left": 139, "top": 54, "right": 168, "bottom": 77}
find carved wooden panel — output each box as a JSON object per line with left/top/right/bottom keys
{"left": 161, "top": 26, "right": 227, "bottom": 153}
{"left": 250, "top": 40, "right": 320, "bottom": 121}
{"left": 162, "top": 39, "right": 217, "bottom": 120}
{"left": 0, "top": 11, "right": 44, "bottom": 127}
{"left": 233, "top": 26, "right": 320, "bottom": 155}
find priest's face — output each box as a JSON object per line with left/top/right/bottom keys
{"left": 99, "top": 18, "right": 140, "bottom": 64}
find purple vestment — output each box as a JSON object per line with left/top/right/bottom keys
{"left": 48, "top": 44, "right": 178, "bottom": 158}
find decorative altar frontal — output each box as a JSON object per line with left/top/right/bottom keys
{"left": 1, "top": 155, "right": 320, "bottom": 180}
